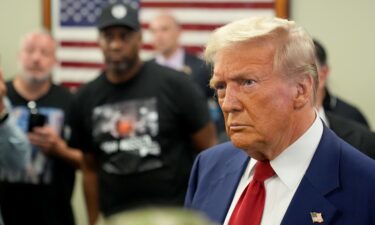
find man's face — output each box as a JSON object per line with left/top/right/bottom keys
{"left": 149, "top": 15, "right": 180, "bottom": 55}
{"left": 18, "top": 33, "right": 56, "bottom": 83}
{"left": 210, "top": 42, "right": 297, "bottom": 159}
{"left": 99, "top": 26, "right": 141, "bottom": 74}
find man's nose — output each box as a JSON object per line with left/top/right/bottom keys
{"left": 31, "top": 51, "right": 42, "bottom": 62}
{"left": 220, "top": 85, "right": 242, "bottom": 113}
{"left": 109, "top": 38, "right": 124, "bottom": 50}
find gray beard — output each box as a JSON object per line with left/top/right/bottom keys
{"left": 20, "top": 72, "right": 50, "bottom": 85}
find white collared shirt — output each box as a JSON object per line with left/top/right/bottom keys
{"left": 224, "top": 116, "right": 324, "bottom": 225}
{"left": 318, "top": 107, "right": 330, "bottom": 127}
{"left": 155, "top": 48, "right": 185, "bottom": 71}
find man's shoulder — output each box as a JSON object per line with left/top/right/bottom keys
{"left": 334, "top": 97, "right": 364, "bottom": 117}
{"left": 144, "top": 60, "right": 186, "bottom": 77}
{"left": 327, "top": 112, "right": 375, "bottom": 159}
{"left": 75, "top": 73, "right": 106, "bottom": 96}
{"left": 184, "top": 52, "right": 204, "bottom": 64}
{"left": 50, "top": 84, "right": 73, "bottom": 97}
{"left": 324, "top": 128, "right": 375, "bottom": 185}
{"left": 328, "top": 95, "right": 369, "bottom": 127}
{"left": 144, "top": 61, "right": 196, "bottom": 88}
{"left": 339, "top": 137, "right": 375, "bottom": 173}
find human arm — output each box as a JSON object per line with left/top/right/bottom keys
{"left": 82, "top": 152, "right": 100, "bottom": 225}
{"left": 28, "top": 126, "right": 82, "bottom": 168}
{"left": 176, "top": 74, "right": 218, "bottom": 151}
{"left": 191, "top": 121, "right": 217, "bottom": 152}
{"left": 0, "top": 69, "right": 31, "bottom": 171}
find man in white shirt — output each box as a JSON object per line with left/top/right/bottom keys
{"left": 149, "top": 12, "right": 227, "bottom": 142}
{"left": 185, "top": 17, "right": 375, "bottom": 225}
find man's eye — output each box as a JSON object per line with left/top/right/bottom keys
{"left": 242, "top": 79, "right": 256, "bottom": 86}
{"left": 104, "top": 34, "right": 113, "bottom": 40}
{"left": 213, "top": 84, "right": 225, "bottom": 91}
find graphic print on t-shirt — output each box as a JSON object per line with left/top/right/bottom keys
{"left": 0, "top": 106, "right": 64, "bottom": 184}
{"left": 93, "top": 98, "right": 162, "bottom": 175}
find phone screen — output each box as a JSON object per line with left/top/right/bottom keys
{"left": 28, "top": 113, "right": 47, "bottom": 132}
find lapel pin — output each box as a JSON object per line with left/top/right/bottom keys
{"left": 310, "top": 212, "right": 324, "bottom": 223}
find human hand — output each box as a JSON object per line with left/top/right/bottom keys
{"left": 28, "top": 126, "right": 67, "bottom": 156}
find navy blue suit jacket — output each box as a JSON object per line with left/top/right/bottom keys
{"left": 185, "top": 127, "right": 375, "bottom": 224}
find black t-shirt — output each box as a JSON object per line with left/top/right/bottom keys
{"left": 70, "top": 61, "right": 210, "bottom": 216}
{"left": 0, "top": 82, "right": 75, "bottom": 225}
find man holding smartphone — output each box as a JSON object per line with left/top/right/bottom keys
{"left": 0, "top": 31, "right": 82, "bottom": 225}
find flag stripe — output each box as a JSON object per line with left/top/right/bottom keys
{"left": 53, "top": 0, "right": 278, "bottom": 88}
{"left": 140, "top": 2, "right": 274, "bottom": 9}
{"left": 142, "top": 23, "right": 222, "bottom": 31}
{"left": 60, "top": 61, "right": 104, "bottom": 69}
{"left": 59, "top": 42, "right": 204, "bottom": 52}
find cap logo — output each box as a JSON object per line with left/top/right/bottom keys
{"left": 111, "top": 5, "right": 127, "bottom": 19}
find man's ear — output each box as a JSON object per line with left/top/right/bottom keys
{"left": 294, "top": 74, "right": 314, "bottom": 109}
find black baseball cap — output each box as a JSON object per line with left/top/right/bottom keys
{"left": 97, "top": 3, "right": 140, "bottom": 31}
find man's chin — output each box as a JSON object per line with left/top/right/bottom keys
{"left": 108, "top": 62, "right": 128, "bottom": 75}
{"left": 230, "top": 133, "right": 256, "bottom": 149}
{"left": 21, "top": 72, "right": 50, "bottom": 84}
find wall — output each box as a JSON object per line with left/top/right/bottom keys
{"left": 0, "top": 1, "right": 374, "bottom": 225}
{"left": 0, "top": 0, "right": 42, "bottom": 79}
{"left": 291, "top": 0, "right": 375, "bottom": 128}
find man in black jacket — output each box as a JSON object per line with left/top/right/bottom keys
{"left": 314, "top": 39, "right": 375, "bottom": 159}
{"left": 314, "top": 39, "right": 370, "bottom": 128}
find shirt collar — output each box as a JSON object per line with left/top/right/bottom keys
{"left": 318, "top": 107, "right": 330, "bottom": 127}
{"left": 155, "top": 48, "right": 185, "bottom": 71}
{"left": 247, "top": 114, "right": 323, "bottom": 190}
{"left": 271, "top": 114, "right": 323, "bottom": 190}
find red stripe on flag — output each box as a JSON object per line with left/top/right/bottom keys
{"left": 142, "top": 44, "right": 203, "bottom": 54}
{"left": 141, "top": 2, "right": 274, "bottom": 9}
{"left": 59, "top": 42, "right": 204, "bottom": 54}
{"left": 142, "top": 23, "right": 222, "bottom": 31}
{"left": 60, "top": 61, "right": 104, "bottom": 69}
{"left": 60, "top": 41, "right": 98, "bottom": 48}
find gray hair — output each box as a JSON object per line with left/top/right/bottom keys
{"left": 205, "top": 17, "right": 318, "bottom": 101}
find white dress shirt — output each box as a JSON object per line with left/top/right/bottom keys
{"left": 224, "top": 116, "right": 323, "bottom": 225}
{"left": 318, "top": 107, "right": 330, "bottom": 127}
{"left": 155, "top": 48, "right": 185, "bottom": 71}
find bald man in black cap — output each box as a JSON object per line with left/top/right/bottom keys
{"left": 68, "top": 3, "right": 217, "bottom": 225}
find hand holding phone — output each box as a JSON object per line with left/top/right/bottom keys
{"left": 28, "top": 113, "right": 47, "bottom": 132}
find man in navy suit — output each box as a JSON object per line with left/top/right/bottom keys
{"left": 185, "top": 17, "right": 375, "bottom": 225}
{"left": 149, "top": 12, "right": 227, "bottom": 142}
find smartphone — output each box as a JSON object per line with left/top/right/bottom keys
{"left": 28, "top": 113, "right": 47, "bottom": 132}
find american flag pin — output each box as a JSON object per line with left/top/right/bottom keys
{"left": 310, "top": 212, "right": 324, "bottom": 223}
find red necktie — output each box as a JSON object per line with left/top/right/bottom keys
{"left": 228, "top": 160, "right": 275, "bottom": 225}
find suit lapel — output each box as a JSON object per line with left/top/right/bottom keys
{"left": 204, "top": 150, "right": 249, "bottom": 223}
{"left": 282, "top": 127, "right": 341, "bottom": 225}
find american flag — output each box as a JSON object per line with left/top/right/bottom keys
{"left": 310, "top": 212, "right": 324, "bottom": 223}
{"left": 51, "top": 0, "right": 279, "bottom": 89}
